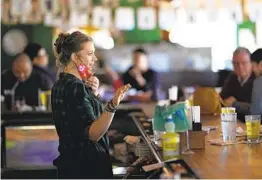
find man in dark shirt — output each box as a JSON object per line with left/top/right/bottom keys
{"left": 1, "top": 53, "right": 52, "bottom": 110}
{"left": 24, "top": 43, "right": 56, "bottom": 83}
{"left": 220, "top": 47, "right": 255, "bottom": 115}
{"left": 122, "top": 48, "right": 159, "bottom": 101}
{"left": 231, "top": 48, "right": 262, "bottom": 116}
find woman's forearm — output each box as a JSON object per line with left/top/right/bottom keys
{"left": 87, "top": 84, "right": 131, "bottom": 142}
{"left": 88, "top": 110, "right": 114, "bottom": 141}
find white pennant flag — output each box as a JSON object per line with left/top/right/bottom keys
{"left": 115, "top": 7, "right": 135, "bottom": 30}
{"left": 137, "top": 7, "right": 156, "bottom": 30}
{"left": 217, "top": 8, "right": 233, "bottom": 22}
{"left": 69, "top": 11, "right": 88, "bottom": 27}
{"left": 187, "top": 11, "right": 197, "bottom": 23}
{"left": 92, "top": 6, "right": 111, "bottom": 28}
{"left": 195, "top": 10, "right": 208, "bottom": 23}
{"left": 231, "top": 4, "right": 243, "bottom": 23}
{"left": 11, "top": 0, "right": 31, "bottom": 16}
{"left": 206, "top": 8, "right": 218, "bottom": 22}
{"left": 248, "top": 1, "right": 262, "bottom": 22}
{"left": 176, "top": 8, "right": 187, "bottom": 24}
{"left": 159, "top": 8, "right": 176, "bottom": 30}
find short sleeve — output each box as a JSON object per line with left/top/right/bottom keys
{"left": 72, "top": 82, "right": 96, "bottom": 139}
{"left": 122, "top": 70, "right": 131, "bottom": 85}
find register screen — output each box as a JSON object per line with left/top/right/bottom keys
{"left": 6, "top": 125, "right": 59, "bottom": 168}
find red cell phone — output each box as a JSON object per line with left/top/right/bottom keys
{"left": 77, "top": 64, "right": 93, "bottom": 80}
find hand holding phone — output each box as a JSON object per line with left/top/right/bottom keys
{"left": 77, "top": 64, "right": 93, "bottom": 80}
{"left": 85, "top": 76, "right": 100, "bottom": 95}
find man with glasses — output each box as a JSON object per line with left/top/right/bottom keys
{"left": 230, "top": 49, "right": 262, "bottom": 115}
{"left": 220, "top": 47, "right": 256, "bottom": 117}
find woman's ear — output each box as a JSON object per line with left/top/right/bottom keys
{"left": 71, "top": 53, "right": 78, "bottom": 65}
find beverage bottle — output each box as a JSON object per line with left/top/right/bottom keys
{"left": 162, "top": 115, "right": 180, "bottom": 160}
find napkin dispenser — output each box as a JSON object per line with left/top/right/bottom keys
{"left": 179, "top": 130, "right": 205, "bottom": 149}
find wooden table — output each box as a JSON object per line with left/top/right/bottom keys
{"left": 183, "top": 115, "right": 262, "bottom": 179}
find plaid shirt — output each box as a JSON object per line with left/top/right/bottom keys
{"left": 51, "top": 73, "right": 112, "bottom": 178}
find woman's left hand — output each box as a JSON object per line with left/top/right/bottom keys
{"left": 85, "top": 76, "right": 99, "bottom": 95}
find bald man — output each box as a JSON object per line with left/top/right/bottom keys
{"left": 1, "top": 53, "right": 53, "bottom": 110}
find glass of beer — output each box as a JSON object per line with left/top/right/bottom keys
{"left": 245, "top": 115, "right": 261, "bottom": 144}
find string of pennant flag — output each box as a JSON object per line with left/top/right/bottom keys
{"left": 2, "top": 0, "right": 262, "bottom": 30}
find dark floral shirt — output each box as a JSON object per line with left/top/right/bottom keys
{"left": 51, "top": 73, "right": 113, "bottom": 178}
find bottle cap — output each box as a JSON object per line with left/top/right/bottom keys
{"left": 167, "top": 115, "right": 173, "bottom": 122}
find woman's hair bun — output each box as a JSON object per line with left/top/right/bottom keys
{"left": 54, "top": 33, "right": 70, "bottom": 55}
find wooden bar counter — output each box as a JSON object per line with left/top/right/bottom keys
{"left": 182, "top": 115, "right": 262, "bottom": 179}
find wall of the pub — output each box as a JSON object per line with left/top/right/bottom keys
{"left": 1, "top": 24, "right": 54, "bottom": 70}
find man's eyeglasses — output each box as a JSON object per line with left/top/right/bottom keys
{"left": 232, "top": 61, "right": 250, "bottom": 66}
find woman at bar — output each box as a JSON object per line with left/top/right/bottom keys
{"left": 51, "top": 31, "right": 130, "bottom": 179}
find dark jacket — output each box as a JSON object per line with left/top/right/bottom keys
{"left": 1, "top": 69, "right": 53, "bottom": 109}
{"left": 33, "top": 65, "right": 56, "bottom": 83}
{"left": 220, "top": 72, "right": 255, "bottom": 103}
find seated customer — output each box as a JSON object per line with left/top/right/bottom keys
{"left": 233, "top": 49, "right": 262, "bottom": 115}
{"left": 220, "top": 47, "right": 255, "bottom": 114}
{"left": 122, "top": 48, "right": 159, "bottom": 102}
{"left": 24, "top": 43, "right": 56, "bottom": 83}
{"left": 1, "top": 53, "right": 52, "bottom": 110}
{"left": 250, "top": 49, "right": 262, "bottom": 115}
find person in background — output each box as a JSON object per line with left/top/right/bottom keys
{"left": 23, "top": 43, "right": 56, "bottom": 83}
{"left": 51, "top": 31, "right": 130, "bottom": 178}
{"left": 250, "top": 49, "right": 262, "bottom": 115}
{"left": 123, "top": 48, "right": 159, "bottom": 102}
{"left": 220, "top": 47, "right": 255, "bottom": 115}
{"left": 1, "top": 53, "right": 52, "bottom": 109}
{"left": 232, "top": 49, "right": 262, "bottom": 115}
